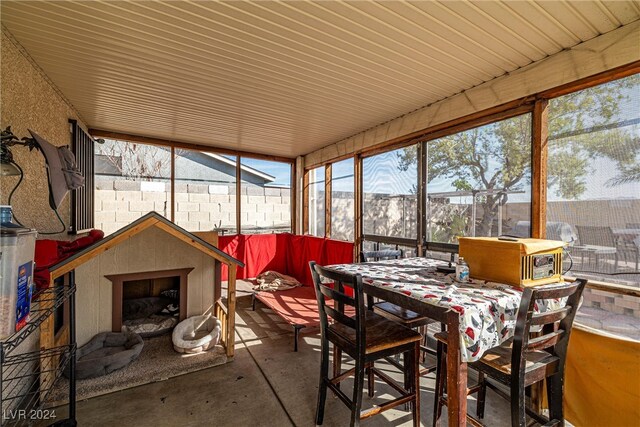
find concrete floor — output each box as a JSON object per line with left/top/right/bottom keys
{"left": 60, "top": 282, "right": 519, "bottom": 426}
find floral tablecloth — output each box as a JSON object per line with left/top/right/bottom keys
{"left": 328, "top": 257, "right": 562, "bottom": 362}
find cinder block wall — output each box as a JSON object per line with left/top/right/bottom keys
{"left": 95, "top": 177, "right": 291, "bottom": 235}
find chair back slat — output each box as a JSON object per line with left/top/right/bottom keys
{"left": 360, "top": 249, "right": 403, "bottom": 263}
{"left": 510, "top": 279, "right": 587, "bottom": 385}
{"left": 310, "top": 261, "right": 366, "bottom": 352}
{"left": 325, "top": 306, "right": 357, "bottom": 329}
{"left": 527, "top": 329, "right": 564, "bottom": 351}
{"left": 318, "top": 285, "right": 354, "bottom": 307}
{"left": 531, "top": 307, "right": 570, "bottom": 326}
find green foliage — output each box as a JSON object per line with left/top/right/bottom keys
{"left": 397, "top": 75, "right": 638, "bottom": 234}
{"left": 398, "top": 75, "right": 639, "bottom": 201}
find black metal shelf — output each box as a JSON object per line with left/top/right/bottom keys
{"left": 1, "top": 285, "right": 75, "bottom": 357}
{"left": 1, "top": 276, "right": 77, "bottom": 427}
{"left": 1, "top": 345, "right": 75, "bottom": 427}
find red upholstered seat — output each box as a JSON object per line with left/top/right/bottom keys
{"left": 217, "top": 233, "right": 354, "bottom": 351}
{"left": 254, "top": 286, "right": 321, "bottom": 327}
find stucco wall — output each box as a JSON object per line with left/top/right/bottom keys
{"left": 74, "top": 226, "right": 215, "bottom": 346}
{"left": 1, "top": 28, "right": 86, "bottom": 239}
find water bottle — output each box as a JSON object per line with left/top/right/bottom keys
{"left": 456, "top": 257, "right": 469, "bottom": 282}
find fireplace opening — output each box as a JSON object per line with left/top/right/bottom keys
{"left": 107, "top": 268, "right": 191, "bottom": 338}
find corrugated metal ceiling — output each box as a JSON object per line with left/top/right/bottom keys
{"left": 2, "top": 0, "right": 638, "bottom": 158}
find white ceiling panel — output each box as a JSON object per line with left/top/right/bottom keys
{"left": 1, "top": 0, "right": 638, "bottom": 158}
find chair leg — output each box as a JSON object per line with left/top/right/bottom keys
{"left": 366, "top": 363, "right": 375, "bottom": 398}
{"left": 315, "top": 341, "right": 330, "bottom": 425}
{"left": 351, "top": 359, "right": 365, "bottom": 427}
{"left": 546, "top": 374, "right": 564, "bottom": 426}
{"left": 334, "top": 347, "right": 342, "bottom": 392}
{"left": 252, "top": 293, "right": 257, "bottom": 311}
{"left": 410, "top": 343, "right": 421, "bottom": 427}
{"left": 420, "top": 326, "right": 428, "bottom": 363}
{"left": 476, "top": 371, "right": 487, "bottom": 419}
{"left": 293, "top": 325, "right": 303, "bottom": 352}
{"left": 510, "top": 380, "right": 527, "bottom": 427}
{"left": 433, "top": 341, "right": 446, "bottom": 427}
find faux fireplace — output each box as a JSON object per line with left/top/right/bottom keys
{"left": 106, "top": 268, "right": 193, "bottom": 336}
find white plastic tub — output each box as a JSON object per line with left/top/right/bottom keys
{"left": 0, "top": 227, "right": 37, "bottom": 340}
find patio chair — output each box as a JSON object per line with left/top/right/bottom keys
{"left": 432, "top": 278, "right": 588, "bottom": 427}
{"left": 360, "top": 250, "right": 438, "bottom": 377}
{"left": 615, "top": 231, "right": 640, "bottom": 271}
{"left": 310, "top": 262, "right": 421, "bottom": 427}
{"left": 574, "top": 225, "right": 617, "bottom": 270}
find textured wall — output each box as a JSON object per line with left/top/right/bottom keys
{"left": 1, "top": 28, "right": 86, "bottom": 239}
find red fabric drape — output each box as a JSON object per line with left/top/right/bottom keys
{"left": 217, "top": 233, "right": 354, "bottom": 285}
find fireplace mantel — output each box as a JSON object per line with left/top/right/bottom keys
{"left": 106, "top": 268, "right": 193, "bottom": 332}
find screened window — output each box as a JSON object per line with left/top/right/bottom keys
{"left": 547, "top": 74, "right": 639, "bottom": 338}
{"left": 331, "top": 159, "right": 354, "bottom": 241}
{"left": 425, "top": 114, "right": 532, "bottom": 244}
{"left": 547, "top": 75, "right": 639, "bottom": 279}
{"left": 363, "top": 145, "right": 418, "bottom": 239}
{"left": 240, "top": 158, "right": 291, "bottom": 234}
{"left": 173, "top": 149, "right": 237, "bottom": 234}
{"left": 308, "top": 166, "right": 325, "bottom": 237}
{"left": 95, "top": 140, "right": 171, "bottom": 235}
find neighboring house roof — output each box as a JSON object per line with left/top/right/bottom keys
{"left": 202, "top": 153, "right": 275, "bottom": 182}
{"left": 95, "top": 145, "right": 276, "bottom": 184}
{"left": 49, "top": 212, "right": 244, "bottom": 279}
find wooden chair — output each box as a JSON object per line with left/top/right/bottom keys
{"left": 360, "top": 250, "right": 438, "bottom": 376}
{"left": 310, "top": 261, "right": 422, "bottom": 427}
{"left": 433, "top": 279, "right": 588, "bottom": 427}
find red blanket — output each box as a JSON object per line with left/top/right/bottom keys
{"left": 34, "top": 230, "right": 104, "bottom": 290}
{"left": 217, "top": 233, "right": 354, "bottom": 285}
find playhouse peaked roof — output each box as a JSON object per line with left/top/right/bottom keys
{"left": 49, "top": 212, "right": 244, "bottom": 280}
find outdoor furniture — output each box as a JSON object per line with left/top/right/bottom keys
{"left": 360, "top": 250, "right": 437, "bottom": 377}
{"left": 433, "top": 279, "right": 587, "bottom": 427}
{"left": 328, "top": 257, "right": 572, "bottom": 426}
{"left": 172, "top": 315, "right": 222, "bottom": 354}
{"left": 613, "top": 228, "right": 640, "bottom": 271}
{"left": 223, "top": 233, "right": 353, "bottom": 351}
{"left": 574, "top": 225, "right": 618, "bottom": 269}
{"left": 511, "top": 221, "right": 577, "bottom": 244}
{"left": 310, "top": 262, "right": 421, "bottom": 427}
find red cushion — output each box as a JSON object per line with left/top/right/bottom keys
{"left": 255, "top": 287, "right": 321, "bottom": 326}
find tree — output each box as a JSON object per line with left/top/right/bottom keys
{"left": 398, "top": 74, "right": 639, "bottom": 239}
{"left": 96, "top": 140, "right": 171, "bottom": 180}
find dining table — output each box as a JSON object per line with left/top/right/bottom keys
{"left": 327, "top": 256, "right": 564, "bottom": 427}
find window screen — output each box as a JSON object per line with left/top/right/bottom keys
{"left": 331, "top": 159, "right": 354, "bottom": 241}
{"left": 547, "top": 74, "right": 640, "bottom": 339}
